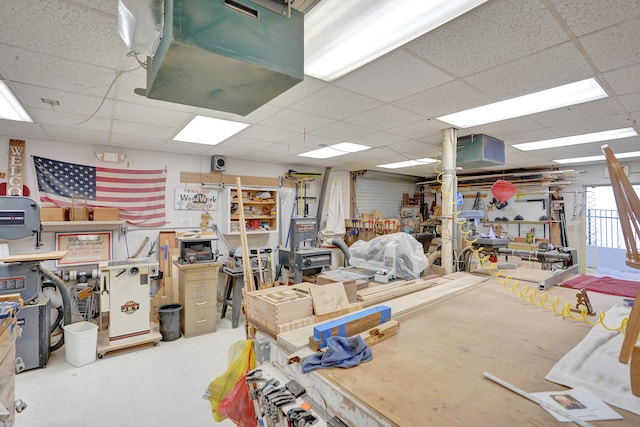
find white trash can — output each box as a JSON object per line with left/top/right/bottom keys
{"left": 63, "top": 321, "right": 98, "bottom": 367}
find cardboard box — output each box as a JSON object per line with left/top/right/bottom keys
{"left": 92, "top": 207, "right": 119, "bottom": 221}
{"left": 40, "top": 207, "right": 68, "bottom": 222}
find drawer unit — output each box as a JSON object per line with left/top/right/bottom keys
{"left": 177, "top": 263, "right": 220, "bottom": 337}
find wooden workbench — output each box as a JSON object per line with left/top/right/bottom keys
{"left": 281, "top": 279, "right": 639, "bottom": 426}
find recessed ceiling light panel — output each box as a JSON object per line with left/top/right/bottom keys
{"left": 513, "top": 128, "right": 637, "bottom": 151}
{"left": 173, "top": 115, "right": 248, "bottom": 145}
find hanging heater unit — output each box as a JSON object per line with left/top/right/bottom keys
{"left": 146, "top": 0, "right": 304, "bottom": 116}
{"left": 457, "top": 134, "right": 505, "bottom": 168}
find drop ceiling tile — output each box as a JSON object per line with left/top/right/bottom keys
{"left": 345, "top": 105, "right": 424, "bottom": 131}
{"left": 0, "top": 45, "right": 117, "bottom": 98}
{"left": 288, "top": 86, "right": 382, "bottom": 120}
{"left": 1, "top": 0, "right": 120, "bottom": 69}
{"left": 235, "top": 125, "right": 298, "bottom": 143}
{"left": 0, "top": 121, "right": 48, "bottom": 140}
{"left": 335, "top": 51, "right": 453, "bottom": 102}
{"left": 620, "top": 93, "right": 640, "bottom": 113}
{"left": 387, "top": 119, "right": 443, "bottom": 141}
{"left": 114, "top": 101, "right": 192, "bottom": 128}
{"left": 111, "top": 119, "right": 176, "bottom": 139}
{"left": 309, "top": 121, "right": 375, "bottom": 141}
{"left": 532, "top": 98, "right": 628, "bottom": 128}
{"left": 30, "top": 106, "right": 112, "bottom": 132}
{"left": 108, "top": 133, "right": 166, "bottom": 151}
{"left": 406, "top": 0, "right": 567, "bottom": 77}
{"left": 42, "top": 124, "right": 111, "bottom": 145}
{"left": 218, "top": 137, "right": 274, "bottom": 152}
{"left": 158, "top": 140, "right": 219, "bottom": 155}
{"left": 15, "top": 83, "right": 114, "bottom": 119}
{"left": 551, "top": 0, "right": 640, "bottom": 37}
{"left": 351, "top": 132, "right": 409, "bottom": 148}
{"left": 602, "top": 64, "right": 640, "bottom": 95}
{"left": 464, "top": 43, "right": 593, "bottom": 100}
{"left": 268, "top": 77, "right": 327, "bottom": 107}
{"left": 579, "top": 20, "right": 640, "bottom": 72}
{"left": 259, "top": 109, "right": 334, "bottom": 132}
{"left": 394, "top": 80, "right": 493, "bottom": 118}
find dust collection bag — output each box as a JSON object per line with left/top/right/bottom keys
{"left": 205, "top": 339, "right": 256, "bottom": 422}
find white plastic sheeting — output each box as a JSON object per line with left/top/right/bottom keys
{"left": 319, "top": 172, "right": 346, "bottom": 240}
{"left": 117, "top": 0, "right": 163, "bottom": 57}
{"left": 348, "top": 232, "right": 428, "bottom": 280}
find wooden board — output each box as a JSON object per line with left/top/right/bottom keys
{"left": 0, "top": 251, "right": 67, "bottom": 262}
{"left": 316, "top": 283, "right": 640, "bottom": 426}
{"left": 309, "top": 282, "right": 350, "bottom": 316}
{"left": 309, "top": 305, "right": 391, "bottom": 350}
{"left": 277, "top": 273, "right": 487, "bottom": 354}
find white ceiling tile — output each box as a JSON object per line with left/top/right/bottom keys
{"left": 114, "top": 101, "right": 192, "bottom": 128}
{"left": 259, "top": 109, "right": 334, "bottom": 132}
{"left": 387, "top": 119, "right": 444, "bottom": 141}
{"left": 406, "top": 0, "right": 567, "bottom": 77}
{"left": 531, "top": 98, "right": 627, "bottom": 128}
{"left": 268, "top": 77, "right": 327, "bottom": 107}
{"left": 335, "top": 51, "right": 453, "bottom": 102}
{"left": 579, "top": 20, "right": 640, "bottom": 72}
{"left": 218, "top": 137, "right": 274, "bottom": 152}
{"left": 602, "top": 64, "right": 640, "bottom": 95}
{"left": 394, "top": 80, "right": 493, "bottom": 118}
{"left": 1, "top": 0, "right": 120, "bottom": 69}
{"left": 108, "top": 133, "right": 166, "bottom": 151}
{"left": 30, "top": 106, "right": 112, "bottom": 132}
{"left": 236, "top": 125, "right": 299, "bottom": 143}
{"left": 619, "top": 93, "right": 640, "bottom": 113}
{"left": 345, "top": 105, "right": 424, "bottom": 131}
{"left": 551, "top": 0, "right": 640, "bottom": 37}
{"left": 464, "top": 43, "right": 594, "bottom": 100}
{"left": 111, "top": 119, "right": 176, "bottom": 140}
{"left": 288, "top": 86, "right": 383, "bottom": 120}
{"left": 309, "top": 122, "right": 375, "bottom": 141}
{"left": 351, "top": 132, "right": 409, "bottom": 148}
{"left": 41, "top": 124, "right": 111, "bottom": 145}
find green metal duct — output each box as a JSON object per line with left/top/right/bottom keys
{"left": 147, "top": 0, "right": 304, "bottom": 116}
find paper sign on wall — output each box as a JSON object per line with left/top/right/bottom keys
{"left": 175, "top": 188, "right": 218, "bottom": 211}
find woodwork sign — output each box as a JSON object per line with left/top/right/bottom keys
{"left": 55, "top": 231, "right": 112, "bottom": 266}
{"left": 174, "top": 188, "right": 219, "bottom": 211}
{"left": 6, "top": 139, "right": 26, "bottom": 196}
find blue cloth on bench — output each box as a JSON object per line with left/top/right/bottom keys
{"left": 301, "top": 335, "right": 373, "bottom": 374}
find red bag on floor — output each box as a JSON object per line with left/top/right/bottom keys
{"left": 218, "top": 372, "right": 257, "bottom": 427}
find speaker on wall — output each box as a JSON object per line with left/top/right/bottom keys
{"left": 212, "top": 155, "right": 226, "bottom": 171}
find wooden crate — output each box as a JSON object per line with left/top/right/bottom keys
{"left": 69, "top": 196, "right": 88, "bottom": 221}
{"left": 245, "top": 286, "right": 313, "bottom": 332}
{"left": 93, "top": 207, "right": 119, "bottom": 221}
{"left": 40, "top": 207, "right": 68, "bottom": 222}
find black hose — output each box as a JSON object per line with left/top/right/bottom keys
{"left": 39, "top": 266, "right": 72, "bottom": 352}
{"left": 330, "top": 238, "right": 350, "bottom": 266}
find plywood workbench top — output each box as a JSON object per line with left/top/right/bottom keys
{"left": 315, "top": 281, "right": 638, "bottom": 426}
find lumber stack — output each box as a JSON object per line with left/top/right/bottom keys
{"left": 356, "top": 275, "right": 449, "bottom": 306}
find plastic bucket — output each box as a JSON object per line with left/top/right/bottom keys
{"left": 63, "top": 321, "right": 98, "bottom": 367}
{"left": 158, "top": 304, "right": 182, "bottom": 341}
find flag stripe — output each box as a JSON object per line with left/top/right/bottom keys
{"left": 33, "top": 156, "right": 166, "bottom": 227}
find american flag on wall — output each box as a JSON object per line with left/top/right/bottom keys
{"left": 33, "top": 156, "right": 166, "bottom": 227}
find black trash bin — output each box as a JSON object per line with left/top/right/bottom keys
{"left": 158, "top": 304, "right": 183, "bottom": 341}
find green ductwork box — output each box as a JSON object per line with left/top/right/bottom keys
{"left": 147, "top": 0, "right": 304, "bottom": 116}
{"left": 457, "top": 134, "right": 505, "bottom": 168}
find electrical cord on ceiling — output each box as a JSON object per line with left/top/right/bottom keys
{"left": 49, "top": 64, "right": 141, "bottom": 126}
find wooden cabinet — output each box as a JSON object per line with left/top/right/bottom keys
{"left": 177, "top": 262, "right": 220, "bottom": 337}
{"left": 226, "top": 187, "right": 277, "bottom": 234}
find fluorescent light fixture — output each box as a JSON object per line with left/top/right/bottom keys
{"left": 0, "top": 80, "right": 33, "bottom": 122}
{"left": 437, "top": 78, "right": 608, "bottom": 128}
{"left": 513, "top": 127, "right": 637, "bottom": 151}
{"left": 378, "top": 158, "right": 437, "bottom": 169}
{"left": 173, "top": 115, "right": 248, "bottom": 145}
{"left": 305, "top": 0, "right": 489, "bottom": 81}
{"left": 298, "top": 142, "right": 370, "bottom": 159}
{"left": 554, "top": 151, "right": 640, "bottom": 164}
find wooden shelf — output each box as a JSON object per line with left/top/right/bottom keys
{"left": 226, "top": 187, "right": 278, "bottom": 235}
{"left": 41, "top": 220, "right": 126, "bottom": 232}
